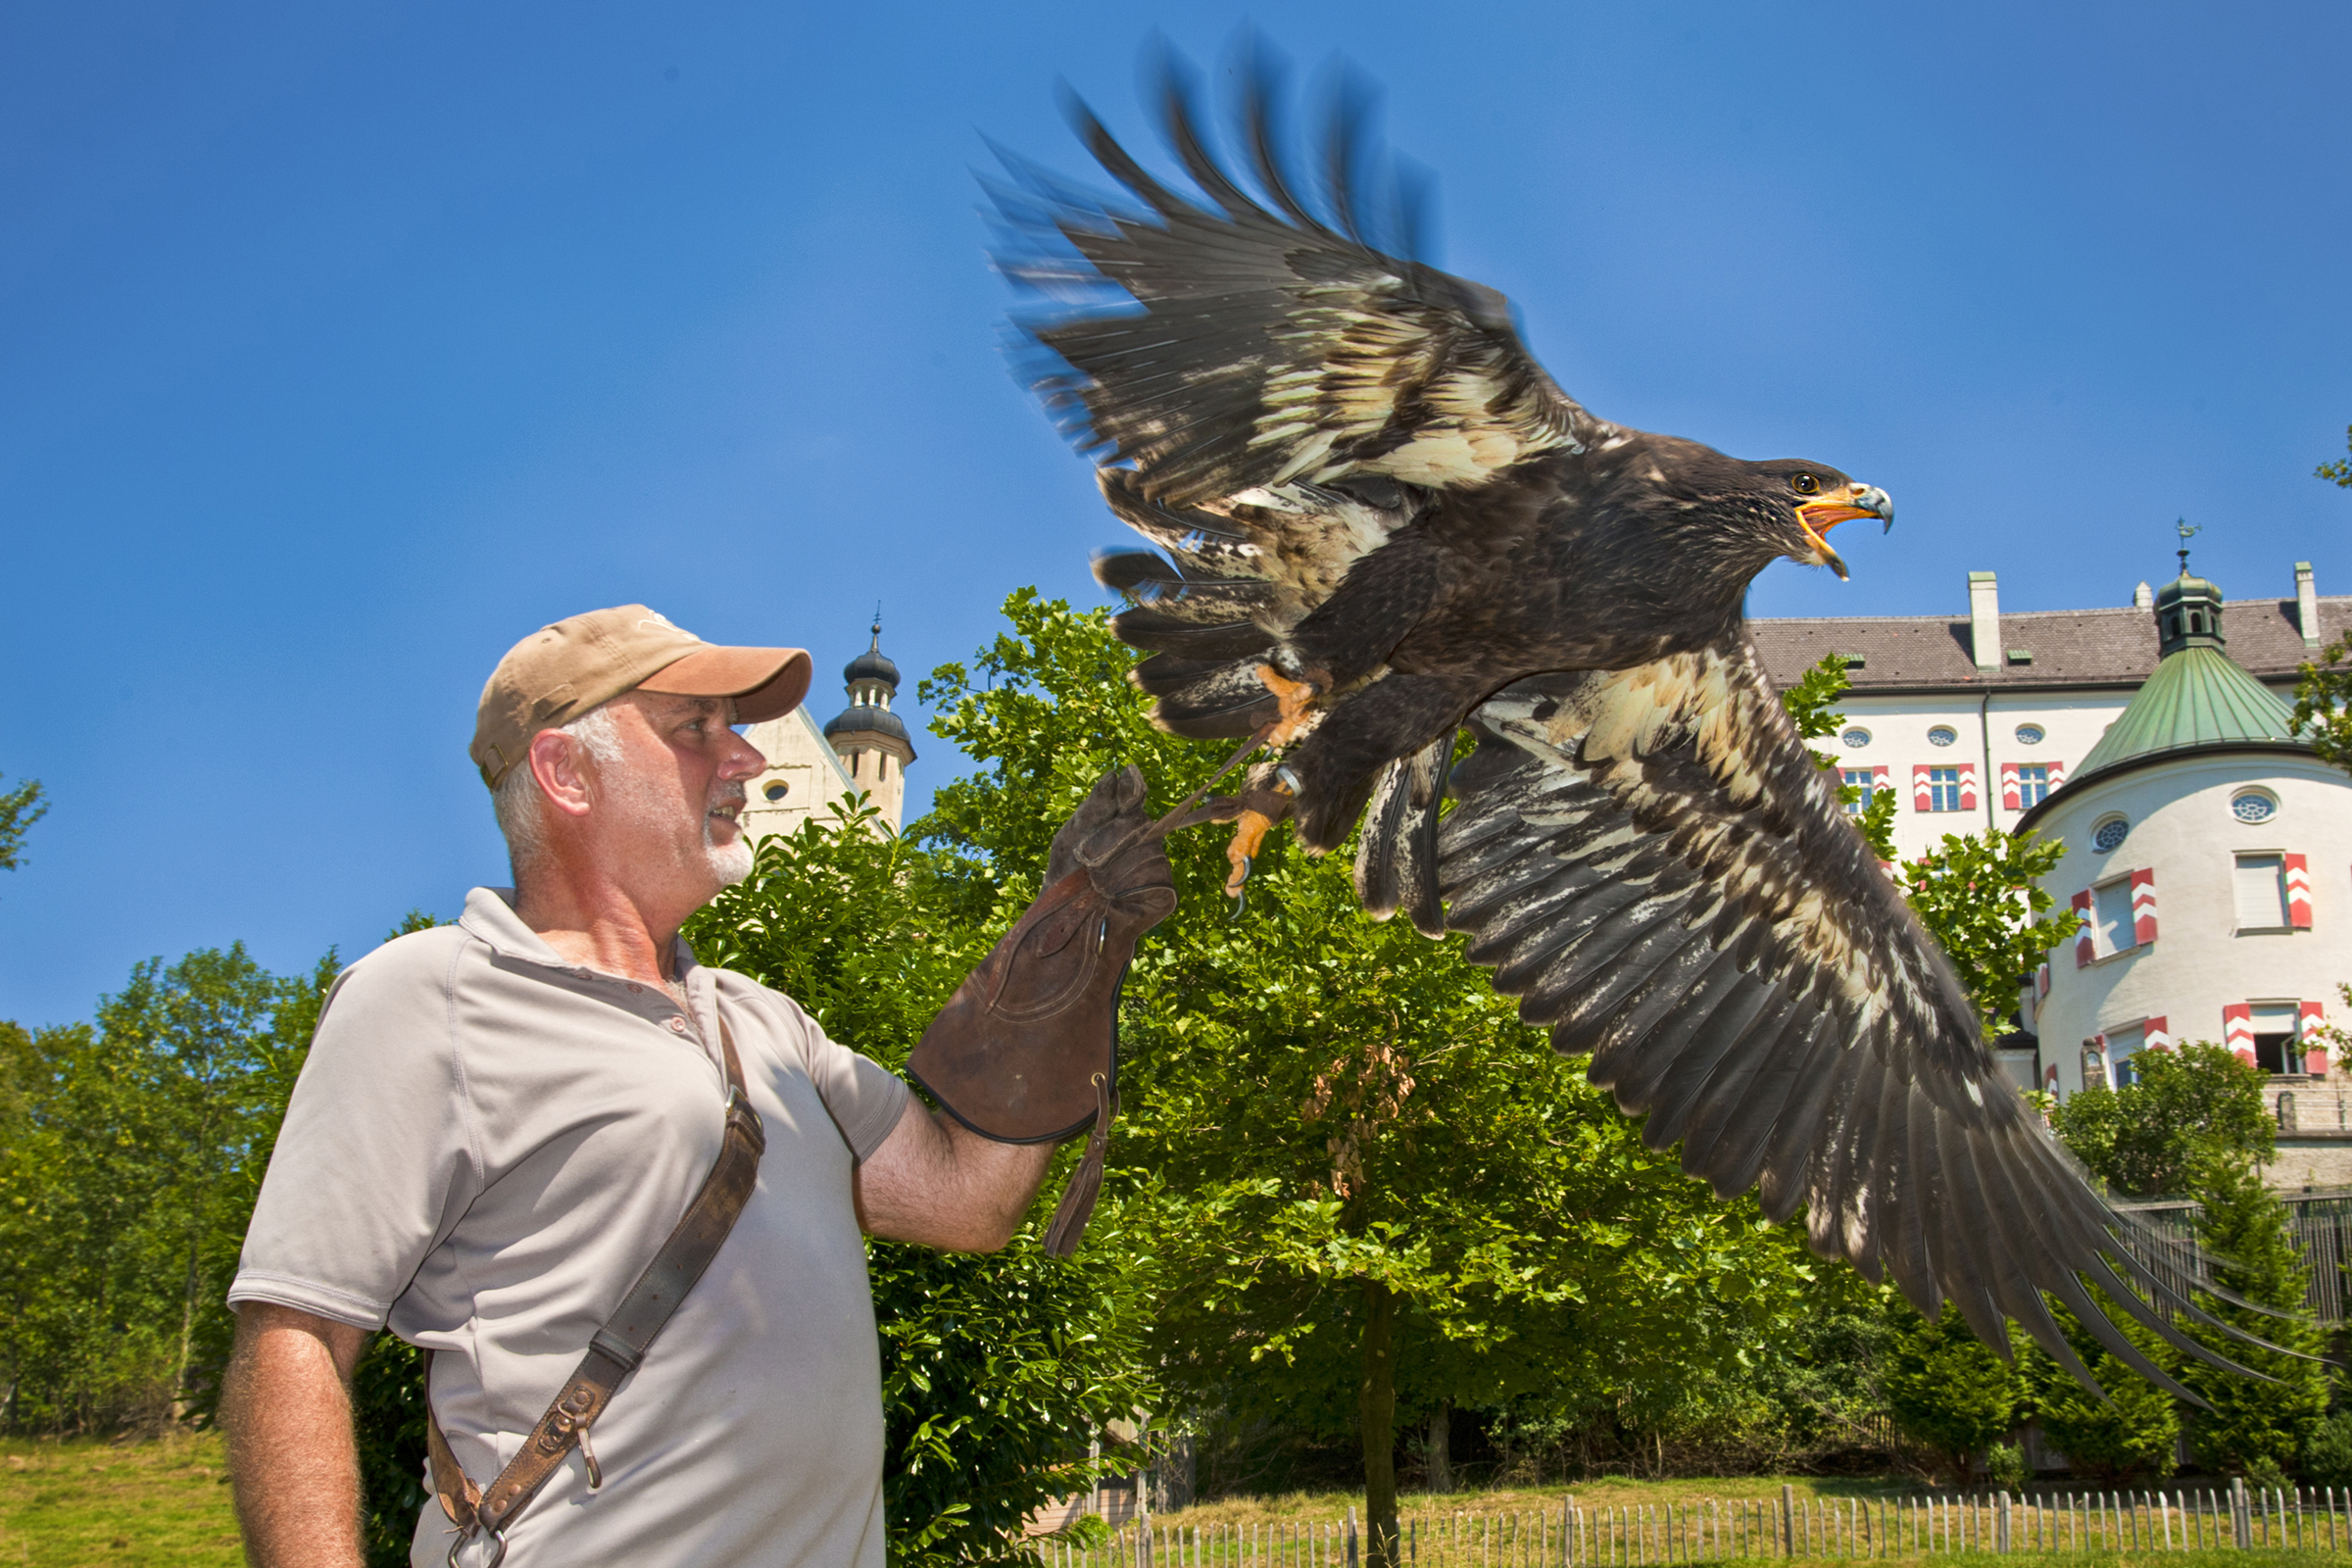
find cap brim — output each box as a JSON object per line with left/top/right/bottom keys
{"left": 639, "top": 646, "right": 812, "bottom": 723}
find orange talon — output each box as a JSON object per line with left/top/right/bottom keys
{"left": 1256, "top": 664, "right": 1324, "bottom": 747}
{"left": 1224, "top": 808, "right": 1277, "bottom": 898}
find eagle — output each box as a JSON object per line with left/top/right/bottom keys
{"left": 988, "top": 51, "right": 2266, "bottom": 1395}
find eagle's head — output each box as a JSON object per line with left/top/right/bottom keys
{"left": 1614, "top": 439, "right": 1895, "bottom": 585}
{"left": 1742, "top": 459, "right": 1896, "bottom": 582}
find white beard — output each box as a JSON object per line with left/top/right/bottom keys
{"left": 706, "top": 825, "right": 755, "bottom": 888}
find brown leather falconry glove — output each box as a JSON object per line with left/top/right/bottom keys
{"left": 906, "top": 765, "right": 1178, "bottom": 1255}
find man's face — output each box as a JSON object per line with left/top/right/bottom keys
{"left": 585, "top": 691, "right": 768, "bottom": 914}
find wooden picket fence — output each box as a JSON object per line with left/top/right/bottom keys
{"left": 1032, "top": 1482, "right": 2352, "bottom": 1564}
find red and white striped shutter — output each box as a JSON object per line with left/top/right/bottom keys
{"left": 2072, "top": 890, "right": 2094, "bottom": 966}
{"left": 2048, "top": 759, "right": 2067, "bottom": 789}
{"left": 2143, "top": 1015, "right": 2171, "bottom": 1052}
{"left": 2000, "top": 763, "right": 2021, "bottom": 811}
{"left": 2284, "top": 854, "right": 2313, "bottom": 929}
{"left": 2035, "top": 962, "right": 2051, "bottom": 1000}
{"left": 2043, "top": 1063, "right": 2059, "bottom": 1093}
{"left": 2224, "top": 1004, "right": 2256, "bottom": 1063}
{"left": 1912, "top": 764, "right": 1932, "bottom": 811}
{"left": 1878, "top": 859, "right": 1898, "bottom": 881}
{"left": 2302, "top": 1000, "right": 2329, "bottom": 1076}
{"left": 1958, "top": 762, "right": 1980, "bottom": 811}
{"left": 1871, "top": 763, "right": 1889, "bottom": 798}
{"left": 2130, "top": 867, "right": 2158, "bottom": 945}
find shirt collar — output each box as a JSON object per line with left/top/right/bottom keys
{"left": 459, "top": 885, "right": 706, "bottom": 986}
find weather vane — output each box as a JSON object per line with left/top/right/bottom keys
{"left": 2176, "top": 519, "right": 2200, "bottom": 575}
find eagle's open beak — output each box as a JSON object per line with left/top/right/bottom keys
{"left": 1795, "top": 483, "right": 1895, "bottom": 582}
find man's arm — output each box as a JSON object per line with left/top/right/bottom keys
{"left": 853, "top": 1102, "right": 1056, "bottom": 1250}
{"left": 220, "top": 1301, "right": 372, "bottom": 1568}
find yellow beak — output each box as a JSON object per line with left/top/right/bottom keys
{"left": 1795, "top": 483, "right": 1895, "bottom": 581}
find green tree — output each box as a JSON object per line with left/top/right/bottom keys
{"left": 692, "top": 795, "right": 1157, "bottom": 1564}
{"left": 2178, "top": 1153, "right": 2330, "bottom": 1476}
{"left": 2024, "top": 1295, "right": 2181, "bottom": 1484}
{"left": 0, "top": 772, "right": 45, "bottom": 876}
{"left": 2317, "top": 424, "right": 2352, "bottom": 489}
{"left": 1781, "top": 655, "right": 1896, "bottom": 861}
{"left": 2051, "top": 1042, "right": 2274, "bottom": 1200}
{"left": 2292, "top": 637, "right": 2352, "bottom": 775}
{"left": 1882, "top": 1303, "right": 2023, "bottom": 1484}
{"left": 0, "top": 945, "right": 328, "bottom": 1433}
{"left": 1898, "top": 831, "right": 2080, "bottom": 1037}
{"left": 918, "top": 592, "right": 1831, "bottom": 1561}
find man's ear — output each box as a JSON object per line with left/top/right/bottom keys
{"left": 526, "top": 729, "right": 596, "bottom": 820}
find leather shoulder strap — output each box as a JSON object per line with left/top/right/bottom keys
{"left": 430, "top": 1013, "right": 765, "bottom": 1552}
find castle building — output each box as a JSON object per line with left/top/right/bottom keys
{"left": 1754, "top": 557, "right": 2352, "bottom": 1189}
{"left": 737, "top": 619, "right": 917, "bottom": 840}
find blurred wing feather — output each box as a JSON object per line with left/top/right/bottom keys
{"left": 1441, "top": 636, "right": 2267, "bottom": 1391}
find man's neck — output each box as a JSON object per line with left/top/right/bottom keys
{"left": 513, "top": 873, "right": 689, "bottom": 992}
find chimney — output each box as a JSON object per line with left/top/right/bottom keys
{"left": 1969, "top": 571, "right": 2001, "bottom": 670}
{"left": 2297, "top": 562, "right": 2321, "bottom": 649}
{"left": 2133, "top": 581, "right": 2154, "bottom": 609}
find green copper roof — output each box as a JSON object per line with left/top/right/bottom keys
{"left": 2071, "top": 642, "right": 2303, "bottom": 781}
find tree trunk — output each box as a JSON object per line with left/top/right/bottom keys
{"left": 1359, "top": 1279, "right": 1399, "bottom": 1568}
{"left": 1428, "top": 1400, "right": 1452, "bottom": 1494}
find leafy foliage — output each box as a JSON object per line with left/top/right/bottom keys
{"left": 2178, "top": 1153, "right": 2329, "bottom": 1476}
{"left": 2292, "top": 635, "right": 2352, "bottom": 776}
{"left": 2318, "top": 424, "right": 2352, "bottom": 489}
{"left": 915, "top": 593, "right": 1856, "bottom": 1554}
{"left": 1781, "top": 656, "right": 1896, "bottom": 862}
{"left": 690, "top": 790, "right": 1156, "bottom": 1565}
{"left": 1, "top": 944, "right": 332, "bottom": 1434}
{"left": 2050, "top": 1042, "right": 2275, "bottom": 1200}
{"left": 0, "top": 772, "right": 44, "bottom": 877}
{"left": 1881, "top": 1304, "right": 2023, "bottom": 1484}
{"left": 1897, "top": 831, "right": 2080, "bottom": 1037}
{"left": 2023, "top": 1295, "right": 2180, "bottom": 1484}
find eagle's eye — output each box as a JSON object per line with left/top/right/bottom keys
{"left": 1789, "top": 472, "right": 1821, "bottom": 496}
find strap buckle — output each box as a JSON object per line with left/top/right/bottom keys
{"left": 448, "top": 1523, "right": 509, "bottom": 1568}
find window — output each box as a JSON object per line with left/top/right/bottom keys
{"left": 2253, "top": 1003, "right": 2300, "bottom": 1074}
{"left": 761, "top": 780, "right": 790, "bottom": 803}
{"left": 1839, "top": 767, "right": 1878, "bottom": 814}
{"left": 2090, "top": 879, "right": 2137, "bottom": 956}
{"left": 2015, "top": 724, "right": 2046, "bottom": 746}
{"left": 1840, "top": 727, "right": 1872, "bottom": 749}
{"left": 1928, "top": 726, "right": 1958, "bottom": 747}
{"left": 2108, "top": 1025, "right": 2144, "bottom": 1087}
{"left": 1926, "top": 766, "right": 1965, "bottom": 811}
{"left": 2235, "top": 854, "right": 2289, "bottom": 930}
{"left": 2231, "top": 790, "right": 2278, "bottom": 824}
{"left": 2016, "top": 764, "right": 2050, "bottom": 808}
{"left": 2091, "top": 816, "right": 2130, "bottom": 854}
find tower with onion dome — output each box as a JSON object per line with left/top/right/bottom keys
{"left": 820, "top": 618, "right": 916, "bottom": 829}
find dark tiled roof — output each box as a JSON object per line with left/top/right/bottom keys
{"left": 1751, "top": 595, "right": 2352, "bottom": 691}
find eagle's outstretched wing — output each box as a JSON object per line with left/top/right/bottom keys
{"left": 992, "top": 56, "right": 1617, "bottom": 511}
{"left": 1411, "top": 638, "right": 2260, "bottom": 1396}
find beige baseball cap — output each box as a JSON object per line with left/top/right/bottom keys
{"left": 471, "top": 605, "right": 811, "bottom": 788}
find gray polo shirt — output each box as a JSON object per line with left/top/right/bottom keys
{"left": 229, "top": 887, "right": 911, "bottom": 1568}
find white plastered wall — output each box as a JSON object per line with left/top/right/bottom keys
{"left": 2029, "top": 752, "right": 2352, "bottom": 1101}
{"left": 736, "top": 706, "right": 878, "bottom": 840}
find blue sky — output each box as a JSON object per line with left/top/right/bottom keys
{"left": 3, "top": 1, "right": 2347, "bottom": 1025}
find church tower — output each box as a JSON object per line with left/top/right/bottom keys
{"left": 820, "top": 619, "right": 916, "bottom": 829}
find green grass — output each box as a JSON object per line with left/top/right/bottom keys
{"left": 0, "top": 1432, "right": 242, "bottom": 1567}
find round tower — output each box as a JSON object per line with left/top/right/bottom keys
{"left": 821, "top": 619, "right": 916, "bottom": 828}
{"left": 2020, "top": 553, "right": 2352, "bottom": 1162}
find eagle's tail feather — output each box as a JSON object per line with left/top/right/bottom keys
{"left": 1353, "top": 735, "right": 1451, "bottom": 936}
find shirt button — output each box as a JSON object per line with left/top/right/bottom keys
{"left": 666, "top": 1016, "right": 689, "bottom": 1034}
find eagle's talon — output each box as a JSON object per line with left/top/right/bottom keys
{"left": 1256, "top": 663, "right": 1325, "bottom": 747}
{"left": 1223, "top": 808, "right": 1276, "bottom": 898}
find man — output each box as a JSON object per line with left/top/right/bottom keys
{"left": 220, "top": 605, "right": 1171, "bottom": 1567}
